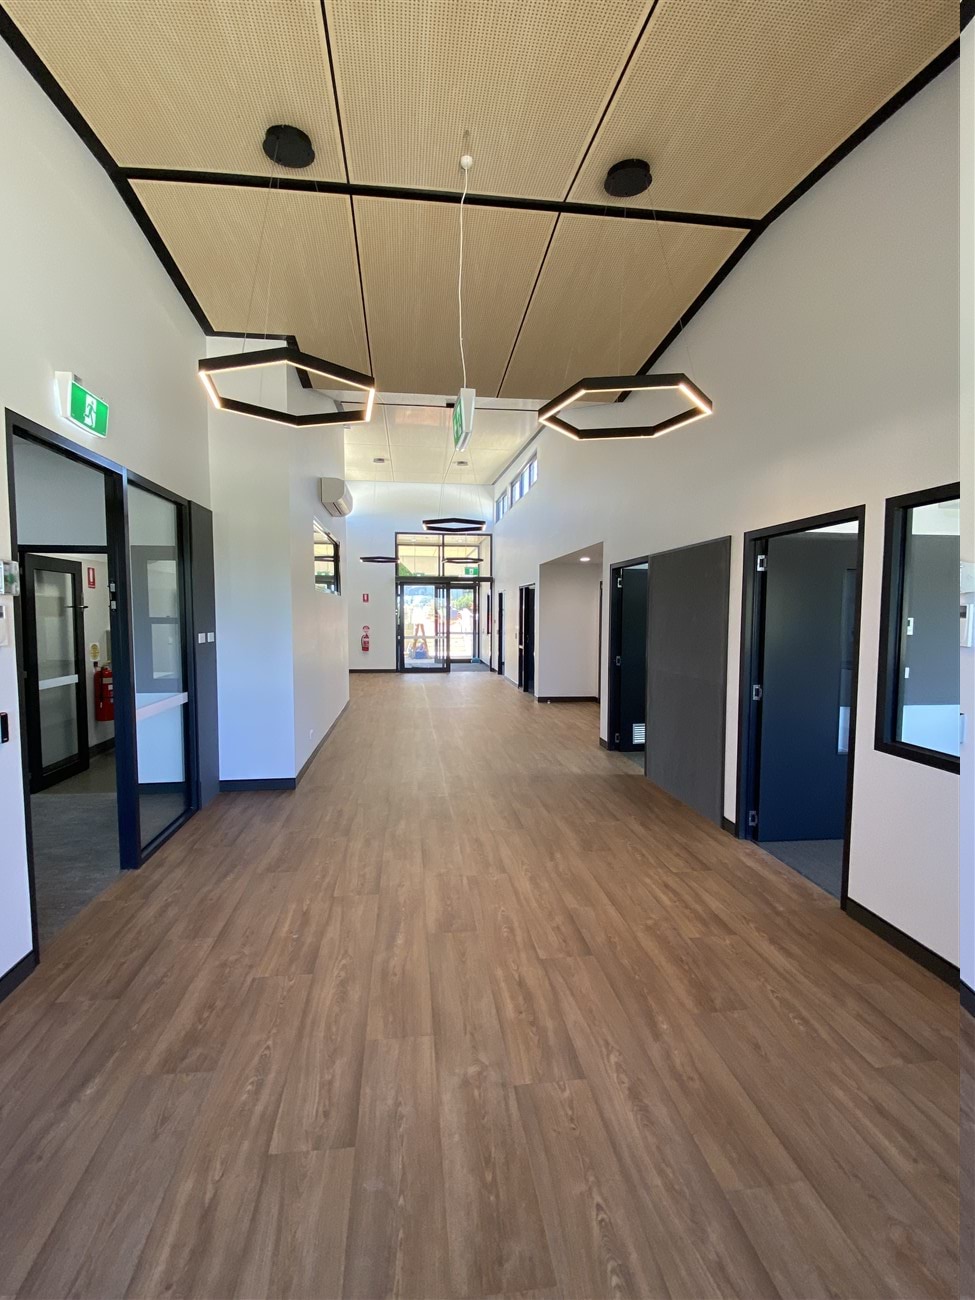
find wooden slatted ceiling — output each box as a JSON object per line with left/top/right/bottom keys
{"left": 3, "top": 0, "right": 346, "bottom": 179}
{"left": 569, "top": 0, "right": 956, "bottom": 219}
{"left": 131, "top": 182, "right": 370, "bottom": 376}
{"left": 500, "top": 216, "right": 745, "bottom": 401}
{"left": 327, "top": 0, "right": 653, "bottom": 198}
{"left": 354, "top": 198, "right": 556, "bottom": 396}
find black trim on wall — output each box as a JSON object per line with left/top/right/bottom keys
{"left": 721, "top": 816, "right": 737, "bottom": 836}
{"left": 537, "top": 695, "right": 599, "bottom": 703}
{"left": 737, "top": 505, "right": 866, "bottom": 911}
{"left": 624, "top": 36, "right": 963, "bottom": 392}
{"left": 220, "top": 777, "right": 296, "bottom": 792}
{"left": 962, "top": 979, "right": 975, "bottom": 1016}
{"left": 845, "top": 899, "right": 959, "bottom": 987}
{"left": 0, "top": 951, "right": 36, "bottom": 1004}
{"left": 875, "top": 481, "right": 961, "bottom": 775}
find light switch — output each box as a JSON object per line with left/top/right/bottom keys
{"left": 198, "top": 632, "right": 206, "bottom": 644}
{"left": 207, "top": 632, "right": 215, "bottom": 643}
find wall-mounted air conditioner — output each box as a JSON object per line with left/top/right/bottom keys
{"left": 320, "top": 477, "right": 353, "bottom": 517}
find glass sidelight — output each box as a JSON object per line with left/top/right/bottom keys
{"left": 128, "top": 486, "right": 192, "bottom": 847}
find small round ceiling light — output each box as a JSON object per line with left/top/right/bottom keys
{"left": 263, "top": 124, "right": 315, "bottom": 169}
{"left": 604, "top": 158, "right": 652, "bottom": 198}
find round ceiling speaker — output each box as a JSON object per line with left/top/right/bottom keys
{"left": 263, "top": 124, "right": 315, "bottom": 169}
{"left": 604, "top": 158, "right": 652, "bottom": 198}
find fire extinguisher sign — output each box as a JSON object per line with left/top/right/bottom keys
{"left": 86, "top": 565, "right": 96, "bottom": 589}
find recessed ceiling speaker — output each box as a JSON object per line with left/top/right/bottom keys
{"left": 604, "top": 158, "right": 652, "bottom": 198}
{"left": 263, "top": 124, "right": 315, "bottom": 169}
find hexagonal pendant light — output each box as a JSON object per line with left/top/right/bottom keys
{"left": 422, "top": 516, "right": 486, "bottom": 534}
{"left": 538, "top": 374, "right": 713, "bottom": 441}
{"left": 199, "top": 343, "right": 375, "bottom": 428}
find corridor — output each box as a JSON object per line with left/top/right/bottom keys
{"left": 0, "top": 673, "right": 958, "bottom": 1299}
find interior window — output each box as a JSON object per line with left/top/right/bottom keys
{"left": 314, "top": 523, "right": 340, "bottom": 594}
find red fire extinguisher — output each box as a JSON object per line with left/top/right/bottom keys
{"left": 361, "top": 625, "right": 370, "bottom": 653}
{"left": 94, "top": 664, "right": 114, "bottom": 722}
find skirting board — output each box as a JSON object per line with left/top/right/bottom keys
{"left": 349, "top": 668, "right": 398, "bottom": 673}
{"left": 0, "top": 950, "right": 37, "bottom": 1006}
{"left": 537, "top": 695, "right": 599, "bottom": 703}
{"left": 91, "top": 737, "right": 116, "bottom": 758}
{"left": 599, "top": 736, "right": 609, "bottom": 749}
{"left": 721, "top": 816, "right": 737, "bottom": 836}
{"left": 962, "top": 980, "right": 975, "bottom": 1018}
{"left": 220, "top": 702, "right": 350, "bottom": 794}
{"left": 844, "top": 898, "right": 958, "bottom": 987}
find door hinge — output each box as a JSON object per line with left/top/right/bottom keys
{"left": 756, "top": 554, "right": 767, "bottom": 573}
{"left": 748, "top": 810, "right": 759, "bottom": 829}
{"left": 751, "top": 684, "right": 763, "bottom": 701}
{"left": 617, "top": 573, "right": 623, "bottom": 589}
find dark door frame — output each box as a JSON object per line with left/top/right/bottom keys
{"left": 5, "top": 408, "right": 203, "bottom": 975}
{"left": 21, "top": 554, "right": 90, "bottom": 792}
{"left": 396, "top": 578, "right": 450, "bottom": 672}
{"left": 607, "top": 555, "right": 649, "bottom": 751}
{"left": 736, "top": 504, "right": 866, "bottom": 908}
{"left": 518, "top": 583, "right": 536, "bottom": 694}
{"left": 496, "top": 591, "right": 505, "bottom": 677}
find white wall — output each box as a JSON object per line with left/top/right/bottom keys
{"left": 493, "top": 65, "right": 960, "bottom": 963}
{"left": 536, "top": 559, "right": 601, "bottom": 698}
{"left": 209, "top": 347, "right": 349, "bottom": 781}
{"left": 344, "top": 481, "right": 493, "bottom": 670}
{"left": 0, "top": 39, "right": 209, "bottom": 984}
{"left": 961, "top": 24, "right": 974, "bottom": 994}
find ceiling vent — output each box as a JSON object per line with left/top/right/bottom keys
{"left": 320, "top": 477, "right": 353, "bottom": 517}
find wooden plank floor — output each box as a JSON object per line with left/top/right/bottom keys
{"left": 0, "top": 672, "right": 960, "bottom": 1299}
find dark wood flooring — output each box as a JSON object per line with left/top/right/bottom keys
{"left": 0, "top": 672, "right": 960, "bottom": 1299}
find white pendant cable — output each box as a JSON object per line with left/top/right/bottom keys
{"left": 458, "top": 153, "right": 472, "bottom": 390}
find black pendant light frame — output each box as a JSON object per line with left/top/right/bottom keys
{"left": 199, "top": 343, "right": 376, "bottom": 428}
{"left": 422, "top": 516, "right": 486, "bottom": 534}
{"left": 360, "top": 555, "right": 398, "bottom": 564}
{"left": 538, "top": 373, "right": 712, "bottom": 441}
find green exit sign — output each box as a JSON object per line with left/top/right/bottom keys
{"left": 464, "top": 565, "right": 479, "bottom": 576}
{"left": 69, "top": 381, "right": 109, "bottom": 436}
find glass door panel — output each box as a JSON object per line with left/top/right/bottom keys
{"left": 399, "top": 582, "right": 448, "bottom": 671}
{"left": 129, "top": 486, "right": 191, "bottom": 847}
{"left": 25, "top": 556, "right": 89, "bottom": 790}
{"left": 448, "top": 585, "right": 476, "bottom": 661}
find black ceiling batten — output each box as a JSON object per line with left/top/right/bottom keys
{"left": 539, "top": 373, "right": 712, "bottom": 440}
{"left": 199, "top": 343, "right": 376, "bottom": 428}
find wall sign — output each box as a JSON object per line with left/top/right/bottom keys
{"left": 362, "top": 592, "right": 369, "bottom": 603}
{"left": 86, "top": 565, "right": 96, "bottom": 589}
{"left": 55, "top": 372, "right": 109, "bottom": 438}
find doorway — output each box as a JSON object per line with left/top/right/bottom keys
{"left": 738, "top": 508, "right": 865, "bottom": 900}
{"left": 518, "top": 584, "right": 535, "bottom": 694}
{"left": 7, "top": 412, "right": 216, "bottom": 956}
{"left": 496, "top": 592, "right": 505, "bottom": 677}
{"left": 448, "top": 583, "right": 476, "bottom": 662}
{"left": 398, "top": 582, "right": 449, "bottom": 671}
{"left": 608, "top": 558, "right": 649, "bottom": 758}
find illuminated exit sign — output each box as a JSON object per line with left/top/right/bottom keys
{"left": 55, "top": 372, "right": 109, "bottom": 437}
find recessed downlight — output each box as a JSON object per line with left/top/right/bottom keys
{"left": 579, "top": 556, "right": 592, "bottom": 563}
{"left": 372, "top": 456, "right": 386, "bottom": 464}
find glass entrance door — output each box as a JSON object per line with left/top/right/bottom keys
{"left": 23, "top": 555, "right": 89, "bottom": 792}
{"left": 448, "top": 584, "right": 476, "bottom": 662}
{"left": 398, "top": 582, "right": 448, "bottom": 671}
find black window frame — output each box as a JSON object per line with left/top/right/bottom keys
{"left": 314, "top": 522, "right": 341, "bottom": 595}
{"left": 875, "top": 482, "right": 960, "bottom": 774}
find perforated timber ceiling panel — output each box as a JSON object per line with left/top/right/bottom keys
{"left": 500, "top": 216, "right": 744, "bottom": 401}
{"left": 569, "top": 0, "right": 956, "bottom": 219}
{"left": 3, "top": 0, "right": 346, "bottom": 178}
{"left": 354, "top": 198, "right": 556, "bottom": 396}
{"left": 327, "top": 0, "right": 652, "bottom": 198}
{"left": 132, "top": 182, "right": 370, "bottom": 375}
